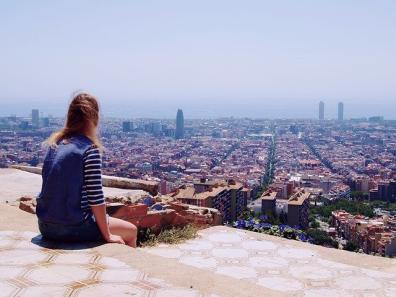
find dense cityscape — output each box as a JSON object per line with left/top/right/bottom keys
{"left": 1, "top": 102, "right": 395, "bottom": 257}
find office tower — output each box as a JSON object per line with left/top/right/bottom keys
{"left": 368, "top": 116, "right": 384, "bottom": 122}
{"left": 20, "top": 121, "right": 29, "bottom": 130}
{"left": 378, "top": 182, "right": 389, "bottom": 201}
{"left": 122, "top": 121, "right": 133, "bottom": 132}
{"left": 338, "top": 102, "right": 344, "bottom": 121}
{"left": 42, "top": 117, "right": 50, "bottom": 127}
{"left": 152, "top": 122, "right": 162, "bottom": 136}
{"left": 32, "top": 109, "right": 39, "bottom": 128}
{"left": 389, "top": 180, "right": 396, "bottom": 203}
{"left": 164, "top": 128, "right": 175, "bottom": 138}
{"left": 319, "top": 101, "right": 324, "bottom": 120}
{"left": 175, "top": 109, "right": 184, "bottom": 139}
{"left": 355, "top": 177, "right": 369, "bottom": 193}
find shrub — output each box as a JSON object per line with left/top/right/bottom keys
{"left": 310, "top": 220, "right": 320, "bottom": 229}
{"left": 343, "top": 241, "right": 358, "bottom": 252}
{"left": 138, "top": 224, "right": 198, "bottom": 247}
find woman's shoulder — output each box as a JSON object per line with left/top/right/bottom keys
{"left": 83, "top": 144, "right": 101, "bottom": 159}
{"left": 85, "top": 144, "right": 100, "bottom": 152}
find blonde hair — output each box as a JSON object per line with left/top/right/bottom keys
{"left": 46, "top": 92, "right": 103, "bottom": 150}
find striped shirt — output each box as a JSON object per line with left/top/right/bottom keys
{"left": 81, "top": 146, "right": 105, "bottom": 219}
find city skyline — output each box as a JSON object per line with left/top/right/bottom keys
{"left": 1, "top": 96, "right": 394, "bottom": 120}
{"left": 2, "top": 102, "right": 391, "bottom": 121}
{"left": 1, "top": 1, "right": 395, "bottom": 119}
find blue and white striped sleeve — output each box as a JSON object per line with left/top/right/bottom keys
{"left": 83, "top": 146, "right": 105, "bottom": 206}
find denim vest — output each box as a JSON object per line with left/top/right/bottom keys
{"left": 37, "top": 134, "right": 93, "bottom": 225}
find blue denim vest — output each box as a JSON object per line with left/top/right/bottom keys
{"left": 37, "top": 134, "right": 93, "bottom": 225}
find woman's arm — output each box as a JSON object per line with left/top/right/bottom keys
{"left": 91, "top": 205, "right": 124, "bottom": 244}
{"left": 84, "top": 146, "right": 124, "bottom": 244}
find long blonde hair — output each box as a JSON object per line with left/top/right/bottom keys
{"left": 46, "top": 92, "right": 103, "bottom": 150}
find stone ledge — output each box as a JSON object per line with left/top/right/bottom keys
{"left": 11, "top": 165, "right": 159, "bottom": 195}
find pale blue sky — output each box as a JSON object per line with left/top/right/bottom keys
{"left": 0, "top": 0, "right": 395, "bottom": 119}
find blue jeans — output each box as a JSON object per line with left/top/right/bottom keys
{"left": 38, "top": 216, "right": 105, "bottom": 243}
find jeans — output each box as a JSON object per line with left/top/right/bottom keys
{"left": 38, "top": 216, "right": 104, "bottom": 243}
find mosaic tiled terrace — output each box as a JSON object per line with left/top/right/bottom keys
{"left": 1, "top": 169, "right": 396, "bottom": 297}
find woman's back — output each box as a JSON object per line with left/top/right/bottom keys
{"left": 37, "top": 134, "right": 93, "bottom": 225}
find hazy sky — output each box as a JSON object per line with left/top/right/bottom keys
{"left": 0, "top": 0, "right": 395, "bottom": 119}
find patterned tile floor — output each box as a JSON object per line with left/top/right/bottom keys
{"left": 0, "top": 231, "right": 219, "bottom": 297}
{"left": 145, "top": 226, "right": 396, "bottom": 297}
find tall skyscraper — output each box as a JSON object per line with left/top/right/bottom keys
{"left": 32, "top": 109, "right": 39, "bottom": 128}
{"left": 175, "top": 109, "right": 184, "bottom": 139}
{"left": 319, "top": 101, "right": 324, "bottom": 120}
{"left": 338, "top": 102, "right": 344, "bottom": 121}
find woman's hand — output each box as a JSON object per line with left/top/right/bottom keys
{"left": 106, "top": 234, "right": 125, "bottom": 245}
{"left": 91, "top": 205, "right": 125, "bottom": 245}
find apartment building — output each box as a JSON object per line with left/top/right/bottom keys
{"left": 287, "top": 190, "right": 310, "bottom": 229}
{"left": 261, "top": 188, "right": 310, "bottom": 229}
{"left": 331, "top": 210, "right": 396, "bottom": 257}
{"left": 171, "top": 179, "right": 246, "bottom": 222}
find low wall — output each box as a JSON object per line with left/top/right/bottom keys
{"left": 107, "top": 201, "right": 223, "bottom": 232}
{"left": 19, "top": 197, "right": 223, "bottom": 233}
{"left": 12, "top": 165, "right": 42, "bottom": 175}
{"left": 11, "top": 165, "right": 159, "bottom": 195}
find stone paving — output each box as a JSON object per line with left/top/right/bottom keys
{"left": 0, "top": 230, "right": 219, "bottom": 297}
{"left": 145, "top": 226, "right": 396, "bottom": 297}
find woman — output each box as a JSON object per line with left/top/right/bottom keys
{"left": 36, "top": 92, "right": 137, "bottom": 247}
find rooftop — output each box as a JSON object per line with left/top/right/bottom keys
{"left": 261, "top": 190, "right": 277, "bottom": 201}
{"left": 173, "top": 181, "right": 243, "bottom": 201}
{"left": 288, "top": 190, "right": 310, "bottom": 206}
{"left": 1, "top": 169, "right": 396, "bottom": 297}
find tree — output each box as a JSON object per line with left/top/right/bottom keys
{"left": 310, "top": 199, "right": 375, "bottom": 219}
{"left": 306, "top": 229, "right": 337, "bottom": 248}
{"left": 350, "top": 191, "right": 369, "bottom": 201}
